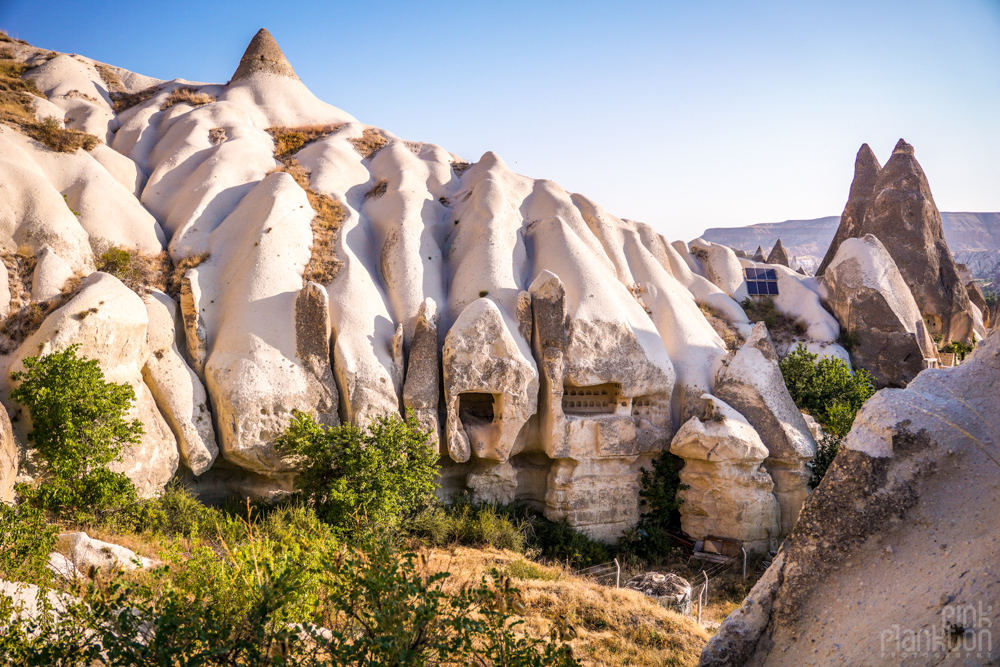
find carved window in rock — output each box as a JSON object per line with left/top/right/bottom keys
{"left": 745, "top": 267, "right": 779, "bottom": 296}
{"left": 562, "top": 383, "right": 621, "bottom": 415}
{"left": 458, "top": 392, "right": 498, "bottom": 425}
{"left": 632, "top": 394, "right": 670, "bottom": 428}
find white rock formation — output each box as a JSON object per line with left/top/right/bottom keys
{"left": 670, "top": 395, "right": 780, "bottom": 552}
{"left": 0, "top": 28, "right": 827, "bottom": 541}
{"left": 714, "top": 324, "right": 816, "bottom": 536}
{"left": 57, "top": 532, "right": 156, "bottom": 574}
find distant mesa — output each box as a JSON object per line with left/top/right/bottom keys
{"left": 231, "top": 28, "right": 298, "bottom": 82}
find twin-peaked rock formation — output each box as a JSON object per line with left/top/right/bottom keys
{"left": 817, "top": 140, "right": 979, "bottom": 345}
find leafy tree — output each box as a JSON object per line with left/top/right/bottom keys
{"left": 275, "top": 410, "right": 438, "bottom": 533}
{"left": 0, "top": 502, "right": 57, "bottom": 584}
{"left": 779, "top": 344, "right": 876, "bottom": 486}
{"left": 778, "top": 344, "right": 874, "bottom": 438}
{"left": 11, "top": 344, "right": 143, "bottom": 522}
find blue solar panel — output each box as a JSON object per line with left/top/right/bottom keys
{"left": 766, "top": 281, "right": 779, "bottom": 295}
{"left": 764, "top": 269, "right": 777, "bottom": 280}
{"left": 744, "top": 268, "right": 758, "bottom": 280}
{"left": 747, "top": 281, "right": 760, "bottom": 295}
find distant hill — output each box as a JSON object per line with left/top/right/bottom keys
{"left": 700, "top": 212, "right": 1000, "bottom": 281}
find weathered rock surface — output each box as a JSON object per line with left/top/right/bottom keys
{"left": 624, "top": 572, "right": 693, "bottom": 609}
{"left": 714, "top": 324, "right": 816, "bottom": 536}
{"left": 818, "top": 140, "right": 976, "bottom": 343}
{"left": 764, "top": 239, "right": 788, "bottom": 267}
{"left": 703, "top": 329, "right": 1000, "bottom": 667}
{"left": 0, "top": 401, "right": 15, "bottom": 503}
{"left": 821, "top": 235, "right": 937, "bottom": 387}
{"left": 58, "top": 532, "right": 156, "bottom": 574}
{"left": 670, "top": 395, "right": 780, "bottom": 552}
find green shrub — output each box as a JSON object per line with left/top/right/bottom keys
{"left": 940, "top": 340, "right": 974, "bottom": 362}
{"left": 275, "top": 410, "right": 438, "bottom": 534}
{"left": 809, "top": 434, "right": 842, "bottom": 489}
{"left": 0, "top": 533, "right": 579, "bottom": 666}
{"left": 779, "top": 344, "right": 875, "bottom": 486}
{"left": 407, "top": 498, "right": 527, "bottom": 551}
{"left": 779, "top": 343, "right": 875, "bottom": 437}
{"left": 11, "top": 344, "right": 143, "bottom": 524}
{"left": 528, "top": 515, "right": 612, "bottom": 569}
{"left": 0, "top": 502, "right": 57, "bottom": 584}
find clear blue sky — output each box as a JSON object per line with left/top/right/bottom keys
{"left": 3, "top": 0, "right": 998, "bottom": 240}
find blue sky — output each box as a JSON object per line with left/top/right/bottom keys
{"left": 2, "top": 0, "right": 998, "bottom": 240}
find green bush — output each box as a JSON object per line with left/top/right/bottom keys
{"left": 276, "top": 410, "right": 438, "bottom": 534}
{"left": 809, "top": 434, "right": 842, "bottom": 489}
{"left": 0, "top": 533, "right": 579, "bottom": 666}
{"left": 407, "top": 498, "right": 527, "bottom": 551}
{"left": 779, "top": 344, "right": 875, "bottom": 486}
{"left": 11, "top": 344, "right": 143, "bottom": 524}
{"left": 0, "top": 502, "right": 57, "bottom": 584}
{"left": 940, "top": 340, "right": 974, "bottom": 362}
{"left": 778, "top": 344, "right": 875, "bottom": 437}
{"left": 616, "top": 452, "right": 686, "bottom": 561}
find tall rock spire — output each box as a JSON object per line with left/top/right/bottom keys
{"left": 815, "top": 143, "right": 881, "bottom": 276}
{"left": 766, "top": 238, "right": 790, "bottom": 267}
{"left": 231, "top": 28, "right": 299, "bottom": 82}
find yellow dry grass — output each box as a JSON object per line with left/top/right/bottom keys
{"left": 265, "top": 123, "right": 342, "bottom": 159}
{"left": 110, "top": 84, "right": 159, "bottom": 113}
{"left": 160, "top": 87, "right": 215, "bottom": 111}
{"left": 0, "top": 249, "right": 84, "bottom": 354}
{"left": 269, "top": 158, "right": 346, "bottom": 285}
{"left": 418, "top": 546, "right": 711, "bottom": 667}
{"left": 94, "top": 63, "right": 125, "bottom": 94}
{"left": 350, "top": 126, "right": 388, "bottom": 159}
{"left": 699, "top": 304, "right": 743, "bottom": 351}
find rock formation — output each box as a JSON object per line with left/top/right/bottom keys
{"left": 670, "top": 395, "right": 780, "bottom": 552}
{"left": 764, "top": 239, "right": 789, "bottom": 267}
{"left": 752, "top": 246, "right": 765, "bottom": 262}
{"left": 0, "top": 29, "right": 828, "bottom": 541}
{"left": 702, "top": 328, "right": 1000, "bottom": 666}
{"left": 821, "top": 235, "right": 938, "bottom": 387}
{"left": 714, "top": 325, "right": 816, "bottom": 536}
{"left": 817, "top": 140, "right": 976, "bottom": 343}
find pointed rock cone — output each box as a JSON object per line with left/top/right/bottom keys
{"left": 816, "top": 143, "right": 881, "bottom": 276}
{"left": 766, "top": 239, "right": 790, "bottom": 267}
{"left": 752, "top": 246, "right": 765, "bottom": 262}
{"left": 796, "top": 266, "right": 808, "bottom": 276}
{"left": 231, "top": 28, "right": 298, "bottom": 82}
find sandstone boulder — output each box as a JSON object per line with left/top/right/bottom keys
{"left": 820, "top": 234, "right": 937, "bottom": 387}
{"left": 624, "top": 572, "right": 693, "bottom": 610}
{"left": 0, "top": 402, "right": 14, "bottom": 503}
{"left": 714, "top": 324, "right": 816, "bottom": 536}
{"left": 702, "top": 329, "right": 1000, "bottom": 667}
{"left": 670, "top": 395, "right": 780, "bottom": 552}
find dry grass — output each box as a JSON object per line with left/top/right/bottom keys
{"left": 451, "top": 159, "right": 472, "bottom": 175}
{"left": 349, "top": 126, "right": 388, "bottom": 160}
{"left": 160, "top": 87, "right": 215, "bottom": 111}
{"left": 364, "top": 178, "right": 387, "bottom": 201}
{"left": 166, "top": 252, "right": 210, "bottom": 299}
{"left": 95, "top": 246, "right": 170, "bottom": 297}
{"left": 699, "top": 304, "right": 743, "bottom": 352}
{"left": 110, "top": 84, "right": 159, "bottom": 113}
{"left": 94, "top": 63, "right": 125, "bottom": 94}
{"left": 265, "top": 123, "right": 342, "bottom": 159}
{"left": 64, "top": 89, "right": 99, "bottom": 103}
{"left": 24, "top": 116, "right": 100, "bottom": 152}
{"left": 270, "top": 158, "right": 346, "bottom": 285}
{"left": 418, "top": 546, "right": 711, "bottom": 667}
{"left": 0, "top": 250, "right": 84, "bottom": 355}
{"left": 208, "top": 127, "right": 226, "bottom": 145}
{"left": 740, "top": 297, "right": 807, "bottom": 351}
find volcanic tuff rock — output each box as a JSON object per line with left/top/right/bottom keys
{"left": 714, "top": 324, "right": 816, "bottom": 536}
{"left": 701, "top": 328, "right": 1000, "bottom": 667}
{"left": 817, "top": 140, "right": 977, "bottom": 343}
{"left": 764, "top": 238, "right": 788, "bottom": 267}
{"left": 669, "top": 395, "right": 780, "bottom": 552}
{"left": 0, "top": 28, "right": 838, "bottom": 539}
{"left": 821, "top": 235, "right": 938, "bottom": 388}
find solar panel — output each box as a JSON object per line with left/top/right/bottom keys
{"left": 744, "top": 266, "right": 779, "bottom": 296}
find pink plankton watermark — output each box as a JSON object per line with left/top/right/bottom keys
{"left": 880, "top": 602, "right": 993, "bottom": 660}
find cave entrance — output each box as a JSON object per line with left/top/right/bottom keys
{"left": 459, "top": 392, "right": 498, "bottom": 425}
